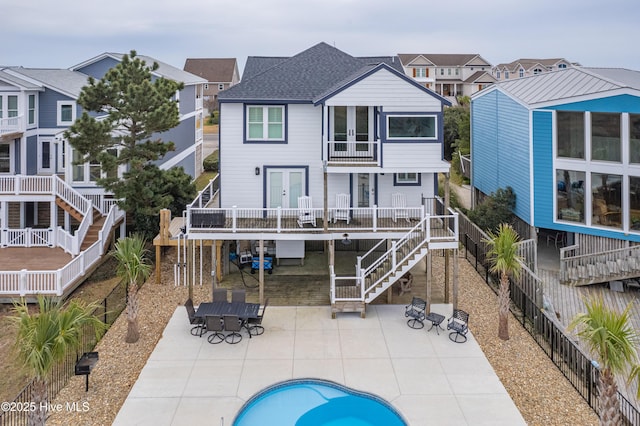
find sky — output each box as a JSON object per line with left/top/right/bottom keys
{"left": 2, "top": 0, "right": 639, "bottom": 74}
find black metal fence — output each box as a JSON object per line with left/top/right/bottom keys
{"left": 459, "top": 212, "right": 640, "bottom": 425}
{"left": 0, "top": 282, "right": 126, "bottom": 426}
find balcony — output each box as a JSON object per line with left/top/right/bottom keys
{"left": 0, "top": 115, "right": 24, "bottom": 141}
{"left": 326, "top": 140, "right": 379, "bottom": 167}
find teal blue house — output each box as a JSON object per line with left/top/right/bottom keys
{"left": 471, "top": 67, "right": 640, "bottom": 245}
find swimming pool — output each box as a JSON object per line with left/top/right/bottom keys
{"left": 233, "top": 378, "right": 407, "bottom": 426}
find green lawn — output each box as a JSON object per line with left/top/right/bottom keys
{"left": 194, "top": 172, "right": 217, "bottom": 191}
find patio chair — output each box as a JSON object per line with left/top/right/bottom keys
{"left": 205, "top": 315, "right": 225, "bottom": 344}
{"left": 392, "top": 192, "right": 410, "bottom": 223}
{"left": 447, "top": 309, "right": 469, "bottom": 343}
{"left": 231, "top": 289, "right": 246, "bottom": 303}
{"left": 212, "top": 287, "right": 228, "bottom": 303}
{"left": 297, "top": 196, "right": 316, "bottom": 227}
{"left": 333, "top": 193, "right": 350, "bottom": 224}
{"left": 185, "top": 298, "right": 205, "bottom": 337}
{"left": 246, "top": 298, "right": 269, "bottom": 336}
{"left": 223, "top": 315, "right": 243, "bottom": 344}
{"left": 404, "top": 296, "right": 427, "bottom": 329}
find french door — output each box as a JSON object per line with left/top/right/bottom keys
{"left": 330, "top": 106, "right": 373, "bottom": 158}
{"left": 266, "top": 168, "right": 305, "bottom": 208}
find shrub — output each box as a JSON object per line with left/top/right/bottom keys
{"left": 208, "top": 110, "right": 219, "bottom": 125}
{"left": 203, "top": 150, "right": 219, "bottom": 172}
{"left": 467, "top": 187, "right": 516, "bottom": 233}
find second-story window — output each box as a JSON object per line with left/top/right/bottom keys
{"left": 57, "top": 101, "right": 76, "bottom": 126}
{"left": 28, "top": 95, "right": 36, "bottom": 125}
{"left": 386, "top": 115, "right": 437, "bottom": 140}
{"left": 8, "top": 96, "right": 18, "bottom": 118}
{"left": 505, "top": 71, "right": 510, "bottom": 79}
{"left": 246, "top": 105, "right": 285, "bottom": 142}
{"left": 415, "top": 67, "right": 426, "bottom": 78}
{"left": 218, "top": 83, "right": 225, "bottom": 90}
{"left": 496, "top": 70, "right": 501, "bottom": 79}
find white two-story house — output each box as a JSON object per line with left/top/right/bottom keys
{"left": 184, "top": 43, "right": 459, "bottom": 315}
{"left": 0, "top": 54, "right": 205, "bottom": 299}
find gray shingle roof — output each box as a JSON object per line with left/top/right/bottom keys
{"left": 486, "top": 67, "right": 640, "bottom": 106}
{"left": 6, "top": 67, "right": 89, "bottom": 97}
{"left": 0, "top": 68, "right": 44, "bottom": 90}
{"left": 220, "top": 42, "right": 404, "bottom": 102}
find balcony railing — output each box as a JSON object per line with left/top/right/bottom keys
{"left": 186, "top": 203, "right": 458, "bottom": 243}
{"left": 0, "top": 115, "right": 24, "bottom": 135}
{"left": 327, "top": 140, "right": 379, "bottom": 165}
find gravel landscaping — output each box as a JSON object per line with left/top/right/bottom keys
{"left": 46, "top": 250, "right": 598, "bottom": 426}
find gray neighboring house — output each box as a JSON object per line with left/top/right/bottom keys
{"left": 183, "top": 58, "right": 240, "bottom": 112}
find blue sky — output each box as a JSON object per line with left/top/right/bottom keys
{"left": 2, "top": 0, "right": 638, "bottom": 73}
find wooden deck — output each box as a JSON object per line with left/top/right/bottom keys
{"left": 0, "top": 247, "right": 72, "bottom": 271}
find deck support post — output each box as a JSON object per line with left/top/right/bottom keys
{"left": 453, "top": 248, "right": 459, "bottom": 310}
{"left": 259, "top": 239, "right": 264, "bottom": 305}
{"left": 426, "top": 251, "right": 432, "bottom": 313}
{"left": 444, "top": 172, "right": 451, "bottom": 303}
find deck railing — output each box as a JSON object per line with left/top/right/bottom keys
{"left": 0, "top": 205, "right": 123, "bottom": 296}
{"left": 186, "top": 204, "right": 445, "bottom": 235}
{"left": 189, "top": 174, "right": 219, "bottom": 209}
{"left": 326, "top": 140, "right": 380, "bottom": 164}
{"left": 0, "top": 114, "right": 24, "bottom": 135}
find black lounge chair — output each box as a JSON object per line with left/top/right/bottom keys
{"left": 223, "top": 315, "right": 243, "bottom": 344}
{"left": 246, "top": 298, "right": 268, "bottom": 336}
{"left": 447, "top": 309, "right": 469, "bottom": 343}
{"left": 185, "top": 298, "right": 204, "bottom": 337}
{"left": 404, "top": 297, "right": 427, "bottom": 329}
{"left": 205, "top": 315, "right": 225, "bottom": 344}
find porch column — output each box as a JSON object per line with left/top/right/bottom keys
{"left": 444, "top": 173, "right": 451, "bottom": 303}
{"left": 425, "top": 251, "right": 432, "bottom": 313}
{"left": 211, "top": 239, "right": 218, "bottom": 300}
{"left": 453, "top": 248, "right": 459, "bottom": 310}
{"left": 259, "top": 239, "right": 264, "bottom": 305}
{"left": 216, "top": 240, "right": 223, "bottom": 283}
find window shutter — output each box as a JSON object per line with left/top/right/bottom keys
{"left": 413, "top": 68, "right": 416, "bottom": 77}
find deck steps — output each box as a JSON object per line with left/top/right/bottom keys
{"left": 55, "top": 197, "right": 84, "bottom": 222}
{"left": 80, "top": 216, "right": 107, "bottom": 251}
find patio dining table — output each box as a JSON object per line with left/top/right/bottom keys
{"left": 194, "top": 301, "right": 260, "bottom": 321}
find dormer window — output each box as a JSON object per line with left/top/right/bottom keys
{"left": 558, "top": 64, "right": 567, "bottom": 69}
{"left": 533, "top": 68, "right": 543, "bottom": 75}
{"left": 496, "top": 70, "right": 501, "bottom": 79}
{"left": 519, "top": 68, "right": 524, "bottom": 78}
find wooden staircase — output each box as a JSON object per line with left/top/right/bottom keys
{"left": 55, "top": 196, "right": 84, "bottom": 222}
{"left": 560, "top": 239, "right": 640, "bottom": 286}
{"left": 80, "top": 210, "right": 106, "bottom": 251}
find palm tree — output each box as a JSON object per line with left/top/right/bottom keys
{"left": 570, "top": 295, "right": 640, "bottom": 426}
{"left": 112, "top": 234, "right": 152, "bottom": 343}
{"left": 9, "top": 296, "right": 105, "bottom": 426}
{"left": 484, "top": 223, "right": 522, "bottom": 340}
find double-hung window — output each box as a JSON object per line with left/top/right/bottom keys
{"left": 246, "top": 105, "right": 285, "bottom": 142}
{"left": 28, "top": 95, "right": 36, "bottom": 125}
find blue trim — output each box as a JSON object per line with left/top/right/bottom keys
{"left": 394, "top": 173, "right": 422, "bottom": 186}
{"left": 349, "top": 174, "right": 353, "bottom": 207}
{"left": 380, "top": 111, "right": 443, "bottom": 144}
{"left": 374, "top": 174, "right": 379, "bottom": 205}
{"left": 243, "top": 104, "right": 288, "bottom": 144}
{"left": 218, "top": 107, "right": 223, "bottom": 207}
{"left": 261, "top": 165, "right": 310, "bottom": 209}
{"left": 220, "top": 99, "right": 311, "bottom": 104}
{"left": 314, "top": 63, "right": 451, "bottom": 106}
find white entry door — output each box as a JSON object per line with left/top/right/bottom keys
{"left": 267, "top": 168, "right": 305, "bottom": 208}
{"left": 354, "top": 173, "right": 375, "bottom": 208}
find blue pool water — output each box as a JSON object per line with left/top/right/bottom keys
{"left": 233, "top": 378, "right": 407, "bottom": 426}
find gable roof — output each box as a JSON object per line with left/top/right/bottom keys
{"left": 398, "top": 53, "right": 491, "bottom": 67}
{"left": 494, "top": 58, "right": 579, "bottom": 72}
{"left": 220, "top": 42, "right": 408, "bottom": 102}
{"left": 183, "top": 58, "right": 238, "bottom": 83}
{"left": 0, "top": 68, "right": 44, "bottom": 91}
{"left": 464, "top": 71, "right": 496, "bottom": 84}
{"left": 71, "top": 53, "right": 206, "bottom": 85}
{"left": 481, "top": 67, "right": 640, "bottom": 106}
{"left": 4, "top": 67, "right": 89, "bottom": 98}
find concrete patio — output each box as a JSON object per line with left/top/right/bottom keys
{"left": 113, "top": 304, "right": 526, "bottom": 426}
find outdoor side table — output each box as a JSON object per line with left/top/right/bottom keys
{"left": 425, "top": 312, "right": 445, "bottom": 334}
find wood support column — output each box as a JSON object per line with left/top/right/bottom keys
{"left": 259, "top": 239, "right": 264, "bottom": 305}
